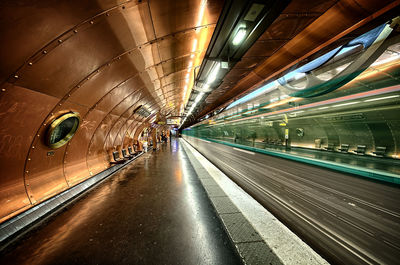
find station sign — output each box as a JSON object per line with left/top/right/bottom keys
{"left": 167, "top": 118, "right": 180, "bottom": 125}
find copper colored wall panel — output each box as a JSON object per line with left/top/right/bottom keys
{"left": 68, "top": 58, "right": 140, "bottom": 107}
{"left": 87, "top": 114, "right": 118, "bottom": 175}
{"left": 0, "top": 86, "right": 58, "bottom": 221}
{"left": 25, "top": 102, "right": 88, "bottom": 204}
{"left": 0, "top": 0, "right": 123, "bottom": 83}
{"left": 15, "top": 19, "right": 128, "bottom": 98}
{"left": 95, "top": 76, "right": 143, "bottom": 112}
{"left": 63, "top": 109, "right": 104, "bottom": 186}
{"left": 102, "top": 96, "right": 144, "bottom": 150}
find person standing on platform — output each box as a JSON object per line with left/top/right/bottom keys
{"left": 142, "top": 140, "right": 148, "bottom": 152}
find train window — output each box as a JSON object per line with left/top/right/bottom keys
{"left": 46, "top": 112, "right": 80, "bottom": 149}
{"left": 296, "top": 128, "right": 304, "bottom": 137}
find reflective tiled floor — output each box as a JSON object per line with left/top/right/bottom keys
{"left": 0, "top": 139, "right": 241, "bottom": 265}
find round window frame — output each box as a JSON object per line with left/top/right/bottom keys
{"left": 46, "top": 112, "right": 81, "bottom": 149}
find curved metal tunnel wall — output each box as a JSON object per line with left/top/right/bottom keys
{"left": 0, "top": 1, "right": 165, "bottom": 222}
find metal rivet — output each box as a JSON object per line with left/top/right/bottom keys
{"left": 59, "top": 103, "right": 62, "bottom": 106}
{"left": 26, "top": 184, "right": 30, "bottom": 186}
{"left": 28, "top": 62, "right": 33, "bottom": 66}
{"left": 74, "top": 29, "right": 78, "bottom": 33}
{"left": 26, "top": 170, "right": 29, "bottom": 173}
{"left": 77, "top": 85, "right": 80, "bottom": 88}
{"left": 28, "top": 158, "right": 31, "bottom": 161}
{"left": 42, "top": 50, "right": 47, "bottom": 54}
{"left": 58, "top": 39, "right": 62, "bottom": 43}
{"left": 68, "top": 94, "right": 71, "bottom": 97}
{"left": 14, "top": 75, "right": 19, "bottom": 79}
{"left": 118, "top": 56, "right": 121, "bottom": 60}
{"left": 90, "top": 21, "right": 94, "bottom": 24}
{"left": 32, "top": 146, "right": 35, "bottom": 149}
{"left": 106, "top": 13, "right": 110, "bottom": 16}
{"left": 1, "top": 88, "right": 5, "bottom": 92}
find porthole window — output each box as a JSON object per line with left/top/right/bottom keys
{"left": 46, "top": 112, "right": 80, "bottom": 149}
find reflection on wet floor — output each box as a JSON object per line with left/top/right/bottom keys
{"left": 0, "top": 139, "right": 241, "bottom": 265}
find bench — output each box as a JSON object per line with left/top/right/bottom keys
{"left": 372, "top": 146, "right": 386, "bottom": 157}
{"left": 128, "top": 146, "right": 142, "bottom": 156}
{"left": 353, "top": 145, "right": 366, "bottom": 155}
{"left": 323, "top": 143, "right": 335, "bottom": 151}
{"left": 110, "top": 151, "right": 125, "bottom": 164}
{"left": 337, "top": 144, "right": 349, "bottom": 153}
{"left": 122, "top": 149, "right": 133, "bottom": 159}
{"left": 128, "top": 146, "right": 135, "bottom": 156}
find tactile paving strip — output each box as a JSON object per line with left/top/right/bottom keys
{"left": 200, "top": 178, "right": 218, "bottom": 186}
{"left": 181, "top": 142, "right": 284, "bottom": 265}
{"left": 203, "top": 185, "right": 226, "bottom": 197}
{"left": 237, "top": 241, "right": 284, "bottom": 265}
{"left": 220, "top": 213, "right": 263, "bottom": 243}
{"left": 211, "top": 197, "right": 240, "bottom": 214}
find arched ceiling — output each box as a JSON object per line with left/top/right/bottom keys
{"left": 0, "top": 0, "right": 224, "bottom": 118}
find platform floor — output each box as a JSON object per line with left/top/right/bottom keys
{"left": 0, "top": 139, "right": 242, "bottom": 265}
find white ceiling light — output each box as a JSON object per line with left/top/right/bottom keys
{"left": 232, "top": 27, "right": 247, "bottom": 46}
{"left": 206, "top": 62, "right": 220, "bottom": 84}
{"left": 195, "top": 92, "right": 205, "bottom": 103}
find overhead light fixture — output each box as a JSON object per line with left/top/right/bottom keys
{"left": 206, "top": 62, "right": 220, "bottom": 84}
{"left": 232, "top": 27, "right": 247, "bottom": 46}
{"left": 195, "top": 92, "right": 205, "bottom": 103}
{"left": 221, "top": 61, "right": 229, "bottom": 69}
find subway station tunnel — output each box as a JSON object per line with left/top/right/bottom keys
{"left": 0, "top": 0, "right": 400, "bottom": 264}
